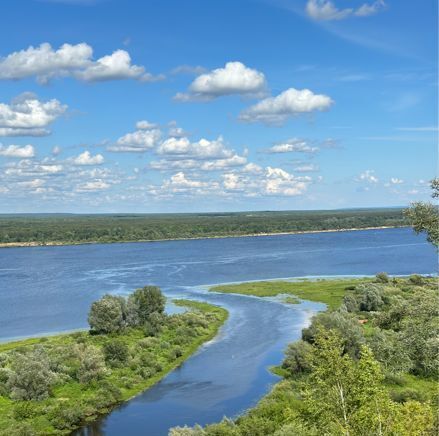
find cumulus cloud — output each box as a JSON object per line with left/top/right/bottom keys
{"left": 390, "top": 177, "right": 403, "bottom": 184}
{"left": 157, "top": 136, "right": 235, "bottom": 159}
{"left": 222, "top": 166, "right": 312, "bottom": 197}
{"left": 0, "top": 93, "right": 66, "bottom": 136}
{"left": 357, "top": 170, "right": 379, "bottom": 184}
{"left": 239, "top": 88, "right": 333, "bottom": 125}
{"left": 0, "top": 43, "right": 161, "bottom": 83}
{"left": 108, "top": 128, "right": 162, "bottom": 152}
{"left": 294, "top": 163, "right": 320, "bottom": 172}
{"left": 76, "top": 180, "right": 110, "bottom": 191}
{"left": 0, "top": 127, "right": 50, "bottom": 137}
{"left": 174, "top": 61, "right": 267, "bottom": 101}
{"left": 0, "top": 144, "right": 35, "bottom": 158}
{"left": 136, "top": 120, "right": 158, "bottom": 130}
{"left": 73, "top": 150, "right": 104, "bottom": 165}
{"left": 305, "top": 0, "right": 386, "bottom": 21}
{"left": 268, "top": 138, "right": 319, "bottom": 153}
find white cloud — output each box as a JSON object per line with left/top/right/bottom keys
{"left": 268, "top": 138, "right": 319, "bottom": 153}
{"left": 157, "top": 136, "right": 235, "bottom": 160}
{"left": 18, "top": 178, "right": 45, "bottom": 189}
{"left": 0, "top": 127, "right": 50, "bottom": 137}
{"left": 175, "top": 61, "right": 267, "bottom": 101}
{"left": 222, "top": 166, "right": 312, "bottom": 197}
{"left": 294, "top": 164, "right": 320, "bottom": 172}
{"left": 263, "top": 167, "right": 309, "bottom": 196}
{"left": 0, "top": 144, "right": 35, "bottom": 158}
{"left": 108, "top": 128, "right": 162, "bottom": 152}
{"left": 239, "top": 88, "right": 333, "bottom": 125}
{"left": 136, "top": 120, "right": 157, "bottom": 130}
{"left": 76, "top": 180, "right": 110, "bottom": 191}
{"left": 305, "top": 0, "right": 386, "bottom": 21}
{"left": 390, "top": 177, "right": 403, "bottom": 185}
{"left": 357, "top": 170, "right": 379, "bottom": 184}
{"left": 52, "top": 146, "right": 62, "bottom": 156}
{"left": 0, "top": 93, "right": 66, "bottom": 136}
{"left": 0, "top": 43, "right": 161, "bottom": 83}
{"left": 73, "top": 150, "right": 104, "bottom": 165}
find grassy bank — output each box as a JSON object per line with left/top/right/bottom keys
{"left": 210, "top": 277, "right": 371, "bottom": 310}
{"left": 0, "top": 300, "right": 227, "bottom": 435}
{"left": 175, "top": 275, "right": 438, "bottom": 435}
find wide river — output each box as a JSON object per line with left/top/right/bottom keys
{"left": 0, "top": 228, "right": 436, "bottom": 435}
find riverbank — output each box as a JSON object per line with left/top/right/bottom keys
{"left": 0, "top": 299, "right": 228, "bottom": 435}
{"left": 0, "top": 225, "right": 406, "bottom": 248}
{"left": 176, "top": 275, "right": 438, "bottom": 435}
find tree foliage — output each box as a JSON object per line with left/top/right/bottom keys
{"left": 404, "top": 178, "right": 439, "bottom": 247}
{"left": 88, "top": 294, "right": 125, "bottom": 334}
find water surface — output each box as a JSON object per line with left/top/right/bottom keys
{"left": 0, "top": 228, "right": 436, "bottom": 435}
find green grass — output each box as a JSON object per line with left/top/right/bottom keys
{"left": 211, "top": 278, "right": 369, "bottom": 310}
{"left": 0, "top": 300, "right": 228, "bottom": 435}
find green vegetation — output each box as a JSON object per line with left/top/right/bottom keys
{"left": 174, "top": 274, "right": 438, "bottom": 435}
{"left": 404, "top": 178, "right": 439, "bottom": 247}
{"left": 0, "top": 208, "right": 407, "bottom": 246}
{"left": 211, "top": 278, "right": 369, "bottom": 310}
{"left": 0, "top": 288, "right": 227, "bottom": 435}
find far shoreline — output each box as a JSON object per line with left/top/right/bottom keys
{"left": 0, "top": 225, "right": 408, "bottom": 249}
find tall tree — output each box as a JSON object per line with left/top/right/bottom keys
{"left": 404, "top": 178, "right": 439, "bottom": 246}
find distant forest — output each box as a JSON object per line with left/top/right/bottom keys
{"left": 0, "top": 208, "right": 407, "bottom": 245}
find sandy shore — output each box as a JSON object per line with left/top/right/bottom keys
{"left": 0, "top": 225, "right": 406, "bottom": 249}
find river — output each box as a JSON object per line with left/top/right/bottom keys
{"left": 0, "top": 228, "right": 436, "bottom": 435}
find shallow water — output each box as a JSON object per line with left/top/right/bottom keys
{"left": 0, "top": 228, "right": 436, "bottom": 435}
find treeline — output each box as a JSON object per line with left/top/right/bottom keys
{"left": 171, "top": 275, "right": 438, "bottom": 435}
{"left": 0, "top": 287, "right": 227, "bottom": 435}
{"left": 0, "top": 208, "right": 407, "bottom": 245}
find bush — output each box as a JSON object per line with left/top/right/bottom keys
{"left": 391, "top": 389, "right": 425, "bottom": 403}
{"left": 302, "top": 310, "right": 364, "bottom": 358}
{"left": 356, "top": 284, "right": 385, "bottom": 312}
{"left": 75, "top": 345, "right": 107, "bottom": 384}
{"left": 408, "top": 274, "right": 424, "bottom": 285}
{"left": 282, "top": 340, "right": 313, "bottom": 375}
{"left": 88, "top": 294, "right": 126, "bottom": 334}
{"left": 375, "top": 272, "right": 389, "bottom": 283}
{"left": 50, "top": 405, "right": 84, "bottom": 430}
{"left": 13, "top": 402, "right": 38, "bottom": 420}
{"left": 7, "top": 348, "right": 54, "bottom": 400}
{"left": 103, "top": 340, "right": 129, "bottom": 367}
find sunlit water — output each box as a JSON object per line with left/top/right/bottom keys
{"left": 0, "top": 228, "right": 436, "bottom": 435}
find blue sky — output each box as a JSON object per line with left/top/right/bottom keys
{"left": 0, "top": 0, "right": 437, "bottom": 213}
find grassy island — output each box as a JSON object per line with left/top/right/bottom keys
{"left": 0, "top": 290, "right": 227, "bottom": 435}
{"left": 172, "top": 274, "right": 438, "bottom": 435}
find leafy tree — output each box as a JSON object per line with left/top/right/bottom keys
{"left": 404, "top": 178, "right": 439, "bottom": 246}
{"left": 75, "top": 345, "right": 107, "bottom": 384}
{"left": 281, "top": 340, "right": 313, "bottom": 375}
{"left": 103, "top": 340, "right": 129, "bottom": 367}
{"left": 367, "top": 330, "right": 413, "bottom": 374}
{"left": 128, "top": 286, "right": 166, "bottom": 325}
{"left": 358, "top": 285, "right": 384, "bottom": 312}
{"left": 88, "top": 294, "right": 125, "bottom": 334}
{"left": 375, "top": 272, "right": 389, "bottom": 283}
{"left": 7, "top": 348, "right": 54, "bottom": 401}
{"left": 302, "top": 310, "right": 364, "bottom": 358}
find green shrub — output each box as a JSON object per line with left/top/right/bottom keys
{"left": 103, "top": 340, "right": 129, "bottom": 367}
